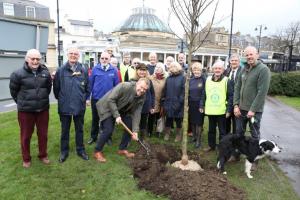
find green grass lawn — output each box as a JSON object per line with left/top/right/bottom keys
{"left": 0, "top": 104, "right": 299, "bottom": 200}
{"left": 275, "top": 96, "right": 300, "bottom": 111}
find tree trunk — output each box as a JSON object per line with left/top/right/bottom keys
{"left": 181, "top": 47, "right": 193, "bottom": 165}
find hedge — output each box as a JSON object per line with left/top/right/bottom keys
{"left": 268, "top": 72, "right": 300, "bottom": 97}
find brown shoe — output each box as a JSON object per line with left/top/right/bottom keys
{"left": 23, "top": 161, "right": 31, "bottom": 168}
{"left": 117, "top": 150, "right": 135, "bottom": 158}
{"left": 40, "top": 157, "right": 50, "bottom": 164}
{"left": 94, "top": 152, "right": 106, "bottom": 163}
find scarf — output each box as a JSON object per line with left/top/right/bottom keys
{"left": 155, "top": 72, "right": 164, "bottom": 80}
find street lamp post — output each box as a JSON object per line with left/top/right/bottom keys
{"left": 228, "top": 0, "right": 235, "bottom": 60}
{"left": 255, "top": 25, "right": 267, "bottom": 54}
{"left": 56, "top": 0, "right": 62, "bottom": 67}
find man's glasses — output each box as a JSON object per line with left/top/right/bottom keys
{"left": 101, "top": 57, "right": 109, "bottom": 60}
{"left": 68, "top": 52, "right": 79, "bottom": 56}
{"left": 133, "top": 62, "right": 140, "bottom": 65}
{"left": 30, "top": 58, "right": 41, "bottom": 61}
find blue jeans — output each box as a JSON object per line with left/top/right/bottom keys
{"left": 60, "top": 114, "right": 85, "bottom": 155}
{"left": 235, "top": 110, "right": 262, "bottom": 139}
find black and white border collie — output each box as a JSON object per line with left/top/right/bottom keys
{"left": 217, "top": 134, "right": 281, "bottom": 178}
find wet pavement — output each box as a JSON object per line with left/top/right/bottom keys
{"left": 261, "top": 97, "right": 300, "bottom": 197}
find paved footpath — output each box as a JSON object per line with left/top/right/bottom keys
{"left": 261, "top": 97, "right": 300, "bottom": 197}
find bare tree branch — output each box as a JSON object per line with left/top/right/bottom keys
{"left": 169, "top": 0, "right": 219, "bottom": 165}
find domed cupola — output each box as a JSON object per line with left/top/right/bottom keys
{"left": 116, "top": 7, "right": 172, "bottom": 34}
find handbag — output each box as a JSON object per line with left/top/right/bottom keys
{"left": 156, "top": 117, "right": 165, "bottom": 133}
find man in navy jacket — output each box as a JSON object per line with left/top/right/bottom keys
{"left": 53, "top": 47, "right": 90, "bottom": 163}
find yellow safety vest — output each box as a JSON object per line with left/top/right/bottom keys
{"left": 120, "top": 63, "right": 129, "bottom": 82}
{"left": 127, "top": 67, "right": 136, "bottom": 81}
{"left": 205, "top": 76, "right": 228, "bottom": 115}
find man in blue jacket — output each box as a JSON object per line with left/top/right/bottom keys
{"left": 87, "top": 51, "right": 119, "bottom": 144}
{"left": 53, "top": 47, "right": 90, "bottom": 163}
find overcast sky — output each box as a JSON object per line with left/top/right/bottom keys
{"left": 36, "top": 0, "right": 300, "bottom": 37}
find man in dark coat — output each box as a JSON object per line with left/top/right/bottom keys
{"left": 93, "top": 78, "right": 149, "bottom": 163}
{"left": 224, "top": 54, "right": 242, "bottom": 134}
{"left": 53, "top": 47, "right": 90, "bottom": 163}
{"left": 9, "top": 49, "right": 52, "bottom": 168}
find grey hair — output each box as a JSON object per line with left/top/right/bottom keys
{"left": 25, "top": 49, "right": 41, "bottom": 59}
{"left": 149, "top": 52, "right": 157, "bottom": 59}
{"left": 230, "top": 53, "right": 240, "bottom": 60}
{"left": 166, "top": 56, "right": 175, "bottom": 62}
{"left": 212, "top": 60, "right": 225, "bottom": 69}
{"left": 67, "top": 47, "right": 79, "bottom": 54}
{"left": 154, "top": 62, "right": 166, "bottom": 74}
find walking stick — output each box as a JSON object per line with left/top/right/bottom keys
{"left": 119, "top": 121, "right": 151, "bottom": 155}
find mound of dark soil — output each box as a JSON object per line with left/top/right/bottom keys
{"left": 130, "top": 143, "right": 246, "bottom": 200}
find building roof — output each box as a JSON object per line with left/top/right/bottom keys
{"left": 69, "top": 19, "right": 93, "bottom": 27}
{"left": 115, "top": 7, "right": 172, "bottom": 34}
{"left": 1, "top": 0, "right": 48, "bottom": 8}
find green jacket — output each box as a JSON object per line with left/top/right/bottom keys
{"left": 96, "top": 82, "right": 145, "bottom": 132}
{"left": 234, "top": 60, "right": 270, "bottom": 112}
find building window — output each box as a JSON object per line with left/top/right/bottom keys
{"left": 3, "top": 3, "right": 14, "bottom": 16}
{"left": 26, "top": 6, "right": 36, "bottom": 18}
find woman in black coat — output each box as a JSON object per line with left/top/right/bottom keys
{"left": 162, "top": 62, "right": 185, "bottom": 142}
{"left": 188, "top": 62, "right": 206, "bottom": 148}
{"left": 132, "top": 63, "right": 155, "bottom": 139}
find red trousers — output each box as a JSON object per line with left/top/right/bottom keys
{"left": 18, "top": 110, "right": 49, "bottom": 162}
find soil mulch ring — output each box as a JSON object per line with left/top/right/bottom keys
{"left": 130, "top": 143, "right": 246, "bottom": 200}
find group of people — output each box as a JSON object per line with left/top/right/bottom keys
{"left": 10, "top": 45, "right": 270, "bottom": 168}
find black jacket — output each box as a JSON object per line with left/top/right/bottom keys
{"left": 9, "top": 62, "right": 52, "bottom": 112}
{"left": 162, "top": 72, "right": 185, "bottom": 118}
{"left": 53, "top": 62, "right": 90, "bottom": 115}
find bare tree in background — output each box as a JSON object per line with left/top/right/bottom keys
{"left": 169, "top": 0, "right": 219, "bottom": 165}
{"left": 273, "top": 21, "right": 300, "bottom": 71}
{"left": 273, "top": 21, "right": 300, "bottom": 53}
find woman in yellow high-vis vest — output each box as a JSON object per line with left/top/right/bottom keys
{"left": 202, "top": 60, "right": 233, "bottom": 152}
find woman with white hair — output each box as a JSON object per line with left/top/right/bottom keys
{"left": 148, "top": 62, "right": 167, "bottom": 137}
{"left": 161, "top": 62, "right": 185, "bottom": 142}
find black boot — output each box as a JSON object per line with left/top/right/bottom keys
{"left": 195, "top": 126, "right": 203, "bottom": 149}
{"left": 174, "top": 128, "right": 182, "bottom": 142}
{"left": 155, "top": 132, "right": 160, "bottom": 138}
{"left": 164, "top": 127, "right": 171, "bottom": 141}
{"left": 189, "top": 125, "right": 196, "bottom": 143}
{"left": 140, "top": 129, "right": 146, "bottom": 141}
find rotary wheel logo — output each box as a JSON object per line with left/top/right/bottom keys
{"left": 211, "top": 94, "right": 219, "bottom": 103}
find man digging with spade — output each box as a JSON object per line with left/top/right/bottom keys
{"left": 93, "top": 78, "right": 149, "bottom": 162}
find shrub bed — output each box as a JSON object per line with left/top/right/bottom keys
{"left": 269, "top": 72, "right": 300, "bottom": 97}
